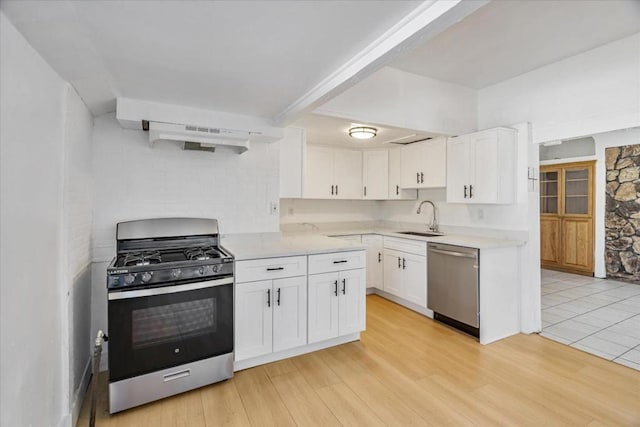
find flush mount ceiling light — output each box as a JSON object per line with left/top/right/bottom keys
{"left": 348, "top": 126, "right": 377, "bottom": 140}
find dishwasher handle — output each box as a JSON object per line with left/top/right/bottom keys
{"left": 429, "top": 248, "right": 477, "bottom": 259}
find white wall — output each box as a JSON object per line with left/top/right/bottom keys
{"left": 315, "top": 66, "right": 478, "bottom": 136}
{"left": 0, "top": 11, "right": 93, "bottom": 427}
{"left": 90, "top": 114, "right": 281, "bottom": 351}
{"left": 478, "top": 33, "right": 640, "bottom": 144}
{"left": 62, "top": 86, "right": 94, "bottom": 425}
{"left": 593, "top": 127, "right": 640, "bottom": 278}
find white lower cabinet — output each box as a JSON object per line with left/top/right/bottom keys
{"left": 382, "top": 247, "right": 427, "bottom": 308}
{"left": 308, "top": 268, "right": 366, "bottom": 344}
{"left": 235, "top": 275, "right": 307, "bottom": 361}
{"left": 362, "top": 234, "right": 383, "bottom": 290}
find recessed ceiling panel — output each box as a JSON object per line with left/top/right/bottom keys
{"left": 293, "top": 113, "right": 438, "bottom": 148}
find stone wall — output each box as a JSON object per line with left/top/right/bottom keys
{"left": 605, "top": 144, "right": 640, "bottom": 282}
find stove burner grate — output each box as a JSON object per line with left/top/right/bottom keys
{"left": 123, "top": 251, "right": 162, "bottom": 267}
{"left": 184, "top": 246, "right": 220, "bottom": 261}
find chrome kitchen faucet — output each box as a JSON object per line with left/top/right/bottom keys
{"left": 417, "top": 200, "right": 439, "bottom": 233}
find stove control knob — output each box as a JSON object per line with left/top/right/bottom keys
{"left": 141, "top": 272, "right": 152, "bottom": 282}
{"left": 172, "top": 269, "right": 182, "bottom": 278}
{"left": 125, "top": 274, "right": 136, "bottom": 285}
{"left": 212, "top": 264, "right": 220, "bottom": 273}
{"left": 198, "top": 267, "right": 205, "bottom": 275}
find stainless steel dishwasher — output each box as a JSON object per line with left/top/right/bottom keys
{"left": 427, "top": 243, "right": 479, "bottom": 338}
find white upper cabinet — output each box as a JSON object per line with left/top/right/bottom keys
{"left": 334, "top": 148, "right": 363, "bottom": 199}
{"left": 362, "top": 150, "right": 389, "bottom": 200}
{"left": 446, "top": 127, "right": 517, "bottom": 204}
{"left": 388, "top": 148, "right": 417, "bottom": 200}
{"left": 304, "top": 145, "right": 362, "bottom": 199}
{"left": 304, "top": 145, "right": 335, "bottom": 198}
{"left": 400, "top": 137, "right": 447, "bottom": 189}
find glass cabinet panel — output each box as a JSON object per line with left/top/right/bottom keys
{"left": 540, "top": 170, "right": 559, "bottom": 214}
{"left": 564, "top": 169, "right": 589, "bottom": 214}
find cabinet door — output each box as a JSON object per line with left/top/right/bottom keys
{"left": 362, "top": 235, "right": 383, "bottom": 289}
{"left": 235, "top": 280, "right": 273, "bottom": 361}
{"left": 446, "top": 135, "right": 470, "bottom": 203}
{"left": 540, "top": 217, "right": 562, "bottom": 267}
{"left": 304, "top": 145, "right": 334, "bottom": 198}
{"left": 383, "top": 249, "right": 403, "bottom": 296}
{"left": 419, "top": 137, "right": 447, "bottom": 188}
{"left": 388, "top": 148, "right": 416, "bottom": 200}
{"left": 400, "top": 143, "right": 421, "bottom": 188}
{"left": 562, "top": 218, "right": 593, "bottom": 272}
{"left": 272, "top": 276, "right": 307, "bottom": 352}
{"left": 334, "top": 149, "right": 362, "bottom": 199}
{"left": 363, "top": 150, "right": 389, "bottom": 199}
{"left": 308, "top": 272, "right": 340, "bottom": 343}
{"left": 470, "top": 131, "right": 499, "bottom": 203}
{"left": 401, "top": 253, "right": 427, "bottom": 308}
{"left": 338, "top": 269, "right": 366, "bottom": 336}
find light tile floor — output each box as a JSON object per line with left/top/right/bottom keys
{"left": 540, "top": 269, "right": 640, "bottom": 371}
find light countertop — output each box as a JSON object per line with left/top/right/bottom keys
{"left": 324, "top": 228, "right": 525, "bottom": 250}
{"left": 223, "top": 227, "right": 524, "bottom": 261}
{"left": 223, "top": 234, "right": 366, "bottom": 261}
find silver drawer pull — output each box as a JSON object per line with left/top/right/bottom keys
{"left": 333, "top": 260, "right": 348, "bottom": 264}
{"left": 266, "top": 267, "right": 284, "bottom": 271}
{"left": 163, "top": 369, "right": 191, "bottom": 382}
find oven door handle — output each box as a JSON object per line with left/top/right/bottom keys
{"left": 108, "top": 277, "right": 233, "bottom": 300}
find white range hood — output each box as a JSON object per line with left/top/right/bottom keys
{"left": 148, "top": 121, "right": 251, "bottom": 153}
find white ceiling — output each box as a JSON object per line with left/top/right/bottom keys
{"left": 293, "top": 114, "right": 437, "bottom": 149}
{"left": 1, "top": 0, "right": 424, "bottom": 117}
{"left": 391, "top": 0, "right": 640, "bottom": 89}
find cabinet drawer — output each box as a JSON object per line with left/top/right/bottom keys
{"left": 236, "top": 256, "right": 307, "bottom": 283}
{"left": 308, "top": 250, "right": 366, "bottom": 274}
{"left": 383, "top": 236, "right": 427, "bottom": 256}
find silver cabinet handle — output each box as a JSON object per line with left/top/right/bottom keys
{"left": 378, "top": 252, "right": 381, "bottom": 263}
{"left": 266, "top": 267, "right": 284, "bottom": 271}
{"left": 267, "top": 289, "right": 271, "bottom": 307}
{"left": 333, "top": 260, "right": 348, "bottom": 264}
{"left": 402, "top": 258, "right": 406, "bottom": 269}
{"left": 420, "top": 172, "right": 424, "bottom": 183}
{"left": 277, "top": 288, "right": 281, "bottom": 306}
{"left": 469, "top": 184, "right": 473, "bottom": 198}
{"left": 396, "top": 185, "right": 399, "bottom": 195}
{"left": 364, "top": 186, "right": 367, "bottom": 197}
{"left": 342, "top": 278, "right": 346, "bottom": 295}
{"left": 397, "top": 257, "right": 401, "bottom": 269}
{"left": 334, "top": 280, "right": 338, "bottom": 296}
{"left": 335, "top": 185, "right": 339, "bottom": 195}
{"left": 416, "top": 172, "right": 420, "bottom": 183}
{"left": 331, "top": 185, "right": 334, "bottom": 195}
{"left": 464, "top": 185, "right": 468, "bottom": 198}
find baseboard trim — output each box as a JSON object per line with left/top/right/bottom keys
{"left": 234, "top": 333, "right": 360, "bottom": 371}
{"left": 71, "top": 357, "right": 93, "bottom": 427}
{"left": 369, "top": 289, "right": 434, "bottom": 318}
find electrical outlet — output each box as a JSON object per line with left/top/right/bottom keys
{"left": 270, "top": 202, "right": 279, "bottom": 215}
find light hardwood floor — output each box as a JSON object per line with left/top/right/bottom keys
{"left": 78, "top": 295, "right": 640, "bottom": 426}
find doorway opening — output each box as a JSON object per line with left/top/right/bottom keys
{"left": 538, "top": 135, "right": 640, "bottom": 371}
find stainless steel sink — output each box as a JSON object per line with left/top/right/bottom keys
{"left": 397, "top": 231, "right": 444, "bottom": 238}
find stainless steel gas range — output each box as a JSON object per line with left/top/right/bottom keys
{"left": 106, "top": 218, "right": 234, "bottom": 413}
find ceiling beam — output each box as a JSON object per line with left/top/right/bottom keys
{"left": 273, "top": 0, "right": 490, "bottom": 126}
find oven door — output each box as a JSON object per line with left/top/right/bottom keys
{"left": 108, "top": 277, "right": 233, "bottom": 383}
